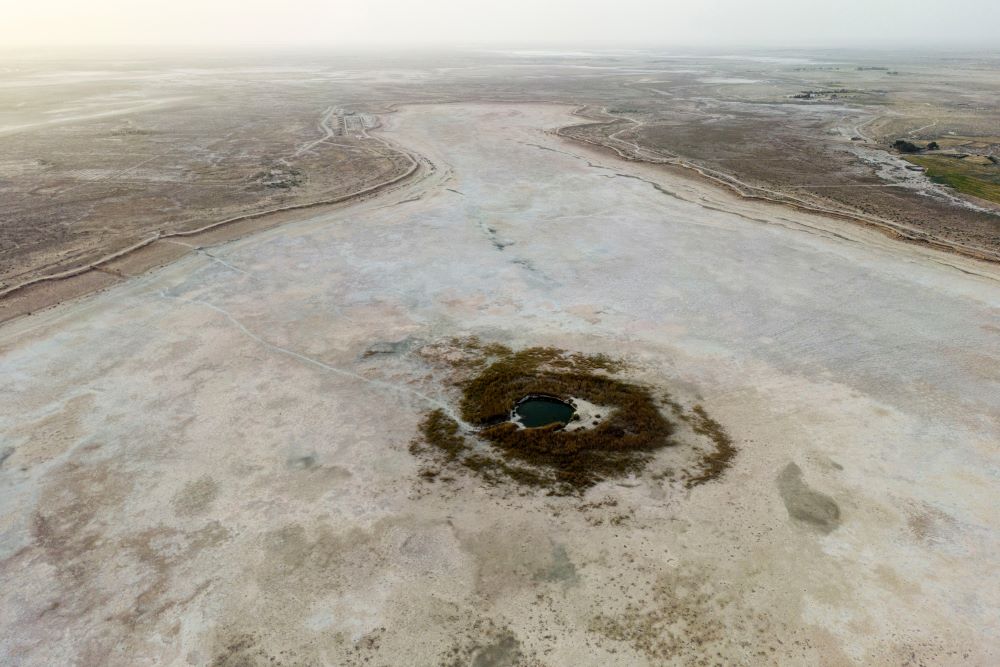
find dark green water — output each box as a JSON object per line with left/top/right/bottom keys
{"left": 514, "top": 396, "right": 575, "bottom": 428}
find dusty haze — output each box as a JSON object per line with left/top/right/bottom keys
{"left": 4, "top": 0, "right": 1000, "bottom": 49}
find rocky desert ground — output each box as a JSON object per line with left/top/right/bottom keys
{"left": 1, "top": 52, "right": 999, "bottom": 666}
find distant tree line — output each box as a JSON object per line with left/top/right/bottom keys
{"left": 892, "top": 139, "right": 939, "bottom": 153}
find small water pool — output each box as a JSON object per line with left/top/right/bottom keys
{"left": 513, "top": 395, "right": 575, "bottom": 428}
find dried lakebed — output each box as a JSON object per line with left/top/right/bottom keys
{"left": 1, "top": 104, "right": 999, "bottom": 665}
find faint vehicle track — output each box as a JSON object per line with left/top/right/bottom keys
{"left": 292, "top": 106, "right": 338, "bottom": 157}
{"left": 0, "top": 96, "right": 190, "bottom": 137}
{"left": 158, "top": 289, "right": 471, "bottom": 429}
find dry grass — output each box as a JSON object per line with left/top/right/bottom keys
{"left": 417, "top": 345, "right": 673, "bottom": 494}
{"left": 683, "top": 405, "right": 737, "bottom": 487}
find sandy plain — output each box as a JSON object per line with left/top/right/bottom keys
{"left": 1, "top": 103, "right": 998, "bottom": 666}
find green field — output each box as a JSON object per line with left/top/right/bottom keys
{"left": 905, "top": 154, "right": 1000, "bottom": 204}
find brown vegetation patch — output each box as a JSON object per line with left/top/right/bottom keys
{"left": 683, "top": 405, "right": 738, "bottom": 487}
{"left": 413, "top": 343, "right": 674, "bottom": 494}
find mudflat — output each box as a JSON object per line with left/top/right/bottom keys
{"left": 1, "top": 104, "right": 998, "bottom": 665}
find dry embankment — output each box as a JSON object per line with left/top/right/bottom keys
{"left": 556, "top": 107, "right": 1000, "bottom": 264}
{"left": 0, "top": 129, "right": 423, "bottom": 323}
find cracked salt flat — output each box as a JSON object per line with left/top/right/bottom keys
{"left": 0, "top": 104, "right": 998, "bottom": 665}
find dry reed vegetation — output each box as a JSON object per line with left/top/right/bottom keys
{"left": 414, "top": 343, "right": 675, "bottom": 494}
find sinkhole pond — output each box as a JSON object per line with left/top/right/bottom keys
{"left": 412, "top": 341, "right": 737, "bottom": 494}
{"left": 412, "top": 343, "right": 677, "bottom": 493}
{"left": 513, "top": 395, "right": 576, "bottom": 428}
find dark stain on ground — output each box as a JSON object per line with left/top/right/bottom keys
{"left": 470, "top": 631, "right": 524, "bottom": 667}
{"left": 443, "top": 620, "right": 531, "bottom": 667}
{"left": 362, "top": 337, "right": 416, "bottom": 359}
{"left": 777, "top": 462, "right": 841, "bottom": 533}
{"left": 521, "top": 141, "right": 583, "bottom": 160}
{"left": 286, "top": 453, "right": 317, "bottom": 470}
{"left": 210, "top": 632, "right": 296, "bottom": 667}
{"left": 511, "top": 257, "right": 537, "bottom": 272}
{"left": 392, "top": 195, "right": 423, "bottom": 206}
{"left": 535, "top": 543, "right": 579, "bottom": 585}
{"left": 605, "top": 172, "right": 683, "bottom": 200}
{"left": 480, "top": 222, "right": 514, "bottom": 251}
{"left": 171, "top": 475, "right": 219, "bottom": 517}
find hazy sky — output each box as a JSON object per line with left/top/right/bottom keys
{"left": 4, "top": 0, "right": 999, "bottom": 50}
